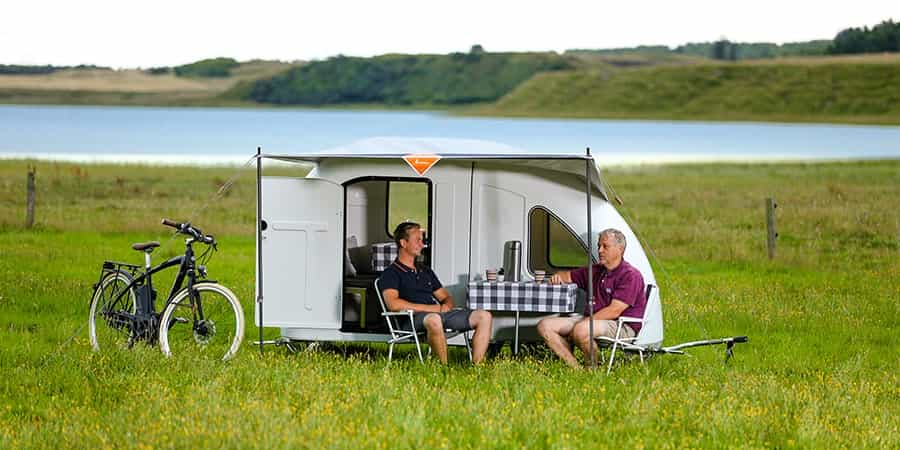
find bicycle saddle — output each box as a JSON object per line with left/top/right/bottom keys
{"left": 132, "top": 241, "right": 160, "bottom": 251}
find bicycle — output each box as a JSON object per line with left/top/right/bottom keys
{"left": 88, "top": 219, "right": 245, "bottom": 360}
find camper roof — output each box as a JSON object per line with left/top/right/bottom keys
{"left": 263, "top": 137, "right": 607, "bottom": 196}
{"left": 265, "top": 136, "right": 593, "bottom": 160}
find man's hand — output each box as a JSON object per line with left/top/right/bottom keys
{"left": 433, "top": 288, "right": 454, "bottom": 312}
{"left": 550, "top": 271, "right": 572, "bottom": 285}
{"left": 384, "top": 288, "right": 443, "bottom": 313}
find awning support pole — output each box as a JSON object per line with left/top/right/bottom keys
{"left": 256, "top": 147, "right": 264, "bottom": 354}
{"left": 586, "top": 148, "right": 595, "bottom": 369}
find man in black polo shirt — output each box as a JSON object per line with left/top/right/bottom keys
{"left": 380, "top": 222, "right": 493, "bottom": 364}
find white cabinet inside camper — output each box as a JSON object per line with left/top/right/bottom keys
{"left": 257, "top": 177, "right": 343, "bottom": 329}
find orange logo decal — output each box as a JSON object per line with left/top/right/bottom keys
{"left": 403, "top": 154, "right": 441, "bottom": 176}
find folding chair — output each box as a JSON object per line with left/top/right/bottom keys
{"left": 374, "top": 278, "right": 472, "bottom": 363}
{"left": 595, "top": 284, "right": 660, "bottom": 374}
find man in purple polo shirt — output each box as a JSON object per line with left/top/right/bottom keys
{"left": 537, "top": 228, "right": 646, "bottom": 368}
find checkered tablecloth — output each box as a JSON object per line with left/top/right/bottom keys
{"left": 371, "top": 242, "right": 398, "bottom": 272}
{"left": 467, "top": 281, "right": 577, "bottom": 312}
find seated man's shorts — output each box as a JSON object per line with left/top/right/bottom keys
{"left": 401, "top": 308, "right": 474, "bottom": 333}
{"left": 561, "top": 315, "right": 636, "bottom": 339}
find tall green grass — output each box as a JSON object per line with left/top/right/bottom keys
{"left": 1, "top": 160, "right": 897, "bottom": 448}
{"left": 477, "top": 61, "right": 900, "bottom": 124}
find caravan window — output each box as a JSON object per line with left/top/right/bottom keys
{"left": 386, "top": 181, "right": 430, "bottom": 237}
{"left": 528, "top": 207, "right": 590, "bottom": 272}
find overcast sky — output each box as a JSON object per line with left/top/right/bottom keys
{"left": 2, "top": 1, "right": 897, "bottom": 68}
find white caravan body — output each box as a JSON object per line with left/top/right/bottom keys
{"left": 256, "top": 138, "right": 663, "bottom": 349}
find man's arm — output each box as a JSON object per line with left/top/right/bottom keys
{"left": 549, "top": 270, "right": 573, "bottom": 285}
{"left": 589, "top": 299, "right": 629, "bottom": 321}
{"left": 594, "top": 271, "right": 642, "bottom": 321}
{"left": 383, "top": 289, "right": 444, "bottom": 313}
{"left": 432, "top": 288, "right": 455, "bottom": 311}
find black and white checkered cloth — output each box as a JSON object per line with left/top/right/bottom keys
{"left": 467, "top": 281, "right": 577, "bottom": 312}
{"left": 371, "top": 242, "right": 398, "bottom": 272}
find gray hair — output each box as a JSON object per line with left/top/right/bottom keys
{"left": 599, "top": 228, "right": 626, "bottom": 249}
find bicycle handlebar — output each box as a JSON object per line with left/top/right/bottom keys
{"left": 161, "top": 219, "right": 216, "bottom": 246}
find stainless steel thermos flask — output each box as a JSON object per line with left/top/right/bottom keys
{"left": 503, "top": 240, "right": 522, "bottom": 282}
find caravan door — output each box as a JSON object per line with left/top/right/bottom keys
{"left": 257, "top": 177, "right": 343, "bottom": 329}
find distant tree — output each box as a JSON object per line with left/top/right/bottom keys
{"left": 829, "top": 19, "right": 900, "bottom": 54}
{"left": 72, "top": 64, "right": 110, "bottom": 71}
{"left": 466, "top": 44, "right": 486, "bottom": 63}
{"left": 712, "top": 39, "right": 735, "bottom": 60}
{"left": 145, "top": 67, "right": 171, "bottom": 75}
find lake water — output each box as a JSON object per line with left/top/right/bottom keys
{"left": 2, "top": 105, "right": 899, "bottom": 165}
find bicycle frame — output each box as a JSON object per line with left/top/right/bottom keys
{"left": 94, "top": 239, "right": 210, "bottom": 341}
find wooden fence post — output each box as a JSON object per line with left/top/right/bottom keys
{"left": 25, "top": 166, "right": 35, "bottom": 228}
{"left": 26, "top": 166, "right": 36, "bottom": 229}
{"left": 766, "top": 197, "right": 777, "bottom": 259}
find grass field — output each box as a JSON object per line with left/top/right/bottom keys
{"left": 0, "top": 159, "right": 898, "bottom": 448}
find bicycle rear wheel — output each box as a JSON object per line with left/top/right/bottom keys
{"left": 158, "top": 282, "right": 244, "bottom": 361}
{"left": 89, "top": 270, "right": 137, "bottom": 351}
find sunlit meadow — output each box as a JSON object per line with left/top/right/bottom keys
{"left": 0, "top": 159, "right": 897, "bottom": 448}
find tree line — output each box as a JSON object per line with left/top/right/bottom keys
{"left": 829, "top": 19, "right": 900, "bottom": 54}
{"left": 570, "top": 19, "right": 898, "bottom": 61}
{"left": 704, "top": 20, "right": 899, "bottom": 60}
{"left": 246, "top": 47, "right": 575, "bottom": 106}
{"left": 0, "top": 64, "right": 109, "bottom": 75}
{"left": 0, "top": 58, "right": 240, "bottom": 78}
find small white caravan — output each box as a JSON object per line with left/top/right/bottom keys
{"left": 253, "top": 137, "right": 668, "bottom": 353}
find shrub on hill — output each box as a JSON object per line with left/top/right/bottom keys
{"left": 145, "top": 67, "right": 171, "bottom": 75}
{"left": 246, "top": 50, "right": 576, "bottom": 105}
{"left": 174, "top": 57, "right": 240, "bottom": 78}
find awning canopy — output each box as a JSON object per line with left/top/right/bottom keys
{"left": 262, "top": 137, "right": 607, "bottom": 197}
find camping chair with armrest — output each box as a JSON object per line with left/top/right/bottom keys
{"left": 374, "top": 278, "right": 472, "bottom": 364}
{"left": 594, "top": 284, "right": 662, "bottom": 374}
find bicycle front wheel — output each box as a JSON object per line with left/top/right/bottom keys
{"left": 89, "top": 270, "right": 137, "bottom": 352}
{"left": 158, "top": 282, "right": 244, "bottom": 361}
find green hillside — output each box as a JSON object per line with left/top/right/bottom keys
{"left": 474, "top": 57, "right": 900, "bottom": 124}
{"left": 4, "top": 51, "right": 900, "bottom": 125}
{"left": 240, "top": 49, "right": 577, "bottom": 105}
